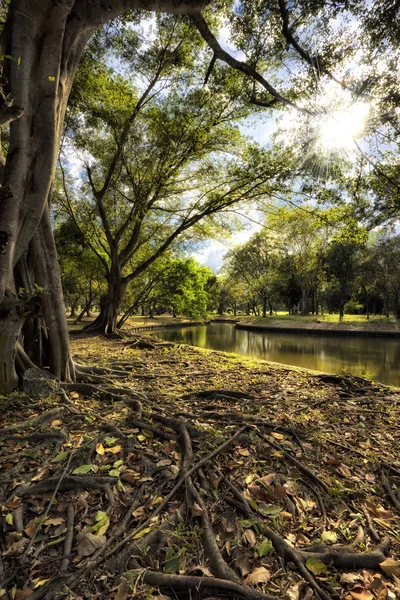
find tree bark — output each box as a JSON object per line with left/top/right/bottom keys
{"left": 85, "top": 273, "right": 128, "bottom": 334}
{"left": 0, "top": 0, "right": 208, "bottom": 394}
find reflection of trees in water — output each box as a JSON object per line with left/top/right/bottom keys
{"left": 158, "top": 325, "right": 400, "bottom": 386}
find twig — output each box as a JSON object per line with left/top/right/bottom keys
{"left": 361, "top": 503, "right": 380, "bottom": 542}
{"left": 70, "top": 425, "right": 249, "bottom": 584}
{"left": 254, "top": 427, "right": 329, "bottom": 492}
{"left": 20, "top": 451, "right": 75, "bottom": 563}
{"left": 61, "top": 504, "right": 75, "bottom": 571}
{"left": 381, "top": 470, "right": 400, "bottom": 512}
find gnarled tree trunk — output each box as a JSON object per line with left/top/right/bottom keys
{"left": 0, "top": 0, "right": 207, "bottom": 394}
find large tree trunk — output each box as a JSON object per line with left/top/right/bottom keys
{"left": 0, "top": 0, "right": 208, "bottom": 394}
{"left": 85, "top": 273, "right": 128, "bottom": 334}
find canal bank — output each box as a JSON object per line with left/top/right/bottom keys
{"left": 155, "top": 321, "right": 400, "bottom": 386}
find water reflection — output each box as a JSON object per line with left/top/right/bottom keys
{"left": 156, "top": 323, "right": 400, "bottom": 386}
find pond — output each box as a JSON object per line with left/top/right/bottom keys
{"left": 155, "top": 322, "right": 400, "bottom": 386}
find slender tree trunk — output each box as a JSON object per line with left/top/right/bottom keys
{"left": 262, "top": 296, "right": 267, "bottom": 318}
{"left": 339, "top": 303, "right": 345, "bottom": 322}
{"left": 301, "top": 288, "right": 309, "bottom": 315}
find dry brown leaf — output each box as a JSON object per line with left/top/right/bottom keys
{"left": 340, "top": 573, "right": 364, "bottom": 586}
{"left": 191, "top": 503, "right": 203, "bottom": 517}
{"left": 188, "top": 565, "right": 213, "bottom": 577}
{"left": 236, "top": 555, "right": 253, "bottom": 577}
{"left": 243, "top": 529, "right": 257, "bottom": 547}
{"left": 349, "top": 589, "right": 374, "bottom": 600}
{"left": 379, "top": 558, "right": 400, "bottom": 578}
{"left": 244, "top": 566, "right": 270, "bottom": 585}
{"left": 76, "top": 532, "right": 107, "bottom": 557}
{"left": 270, "top": 432, "right": 284, "bottom": 440}
{"left": 15, "top": 589, "right": 33, "bottom": 600}
{"left": 273, "top": 485, "right": 287, "bottom": 499}
{"left": 114, "top": 576, "right": 130, "bottom": 600}
{"left": 369, "top": 578, "right": 388, "bottom": 600}
{"left": 257, "top": 474, "right": 276, "bottom": 486}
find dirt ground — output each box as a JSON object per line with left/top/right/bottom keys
{"left": 1, "top": 333, "right": 399, "bottom": 600}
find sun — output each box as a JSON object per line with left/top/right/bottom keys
{"left": 317, "top": 102, "right": 369, "bottom": 150}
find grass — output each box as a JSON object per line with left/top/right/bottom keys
{"left": 213, "top": 312, "right": 400, "bottom": 331}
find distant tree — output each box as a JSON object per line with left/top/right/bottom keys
{"left": 266, "top": 207, "right": 329, "bottom": 315}
{"left": 325, "top": 227, "right": 366, "bottom": 321}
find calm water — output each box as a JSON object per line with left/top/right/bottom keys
{"left": 156, "top": 323, "right": 400, "bottom": 386}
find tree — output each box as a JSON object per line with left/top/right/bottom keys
{"left": 325, "top": 225, "right": 367, "bottom": 321}
{"left": 0, "top": 0, "right": 212, "bottom": 393}
{"left": 266, "top": 207, "right": 329, "bottom": 315}
{"left": 60, "top": 22, "right": 255, "bottom": 333}
{"left": 223, "top": 232, "right": 282, "bottom": 317}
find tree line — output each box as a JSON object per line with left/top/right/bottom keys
{"left": 216, "top": 207, "right": 400, "bottom": 321}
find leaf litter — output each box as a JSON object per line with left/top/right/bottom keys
{"left": 0, "top": 333, "right": 399, "bottom": 600}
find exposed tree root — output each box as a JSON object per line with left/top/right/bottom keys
{"left": 3, "top": 341, "right": 400, "bottom": 600}
{"left": 137, "top": 570, "right": 277, "bottom": 600}
{"left": 0, "top": 407, "right": 65, "bottom": 435}
{"left": 18, "top": 475, "right": 118, "bottom": 497}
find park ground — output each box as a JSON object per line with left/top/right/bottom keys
{"left": 68, "top": 312, "right": 400, "bottom": 334}
{"left": 1, "top": 331, "right": 400, "bottom": 600}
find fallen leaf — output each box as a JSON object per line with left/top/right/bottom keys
{"left": 104, "top": 445, "right": 122, "bottom": 454}
{"left": 243, "top": 529, "right": 257, "bottom": 547}
{"left": 380, "top": 558, "right": 400, "bottom": 578}
{"left": 349, "top": 590, "right": 374, "bottom": 600}
{"left": 72, "top": 464, "right": 93, "bottom": 475}
{"left": 256, "top": 538, "right": 273, "bottom": 557}
{"left": 95, "top": 443, "right": 105, "bottom": 455}
{"left": 52, "top": 451, "right": 68, "bottom": 463}
{"left": 236, "top": 555, "right": 252, "bottom": 577}
{"left": 239, "top": 448, "right": 250, "bottom": 457}
{"left": 191, "top": 503, "right": 203, "bottom": 517}
{"left": 306, "top": 558, "right": 327, "bottom": 575}
{"left": 244, "top": 566, "right": 270, "bottom": 585}
{"left": 259, "top": 504, "right": 282, "bottom": 516}
{"left": 270, "top": 431, "right": 284, "bottom": 440}
{"left": 369, "top": 578, "right": 388, "bottom": 600}
{"left": 188, "top": 565, "right": 213, "bottom": 577}
{"left": 321, "top": 531, "right": 337, "bottom": 544}
{"left": 257, "top": 474, "right": 276, "bottom": 486}
{"left": 272, "top": 485, "right": 287, "bottom": 499}
{"left": 15, "top": 589, "right": 33, "bottom": 600}
{"left": 114, "top": 577, "right": 130, "bottom": 600}
{"left": 340, "top": 573, "right": 364, "bottom": 585}
{"left": 77, "top": 533, "right": 107, "bottom": 556}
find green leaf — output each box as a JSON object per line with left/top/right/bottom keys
{"left": 91, "top": 516, "right": 110, "bottom": 535}
{"left": 94, "top": 511, "right": 107, "bottom": 522}
{"left": 239, "top": 519, "right": 259, "bottom": 530}
{"left": 164, "top": 548, "right": 180, "bottom": 574}
{"left": 142, "top": 429, "right": 154, "bottom": 439}
{"left": 133, "top": 526, "right": 155, "bottom": 540}
{"left": 72, "top": 464, "right": 93, "bottom": 475}
{"left": 321, "top": 531, "right": 337, "bottom": 544}
{"left": 52, "top": 451, "right": 69, "bottom": 463}
{"left": 113, "top": 459, "right": 124, "bottom": 468}
{"left": 48, "top": 76, "right": 55, "bottom": 81}
{"left": 259, "top": 505, "right": 282, "bottom": 516}
{"left": 5, "top": 513, "right": 13, "bottom": 526}
{"left": 104, "top": 436, "right": 118, "bottom": 446}
{"left": 306, "top": 558, "right": 328, "bottom": 575}
{"left": 109, "top": 469, "right": 121, "bottom": 477}
{"left": 255, "top": 538, "right": 273, "bottom": 557}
